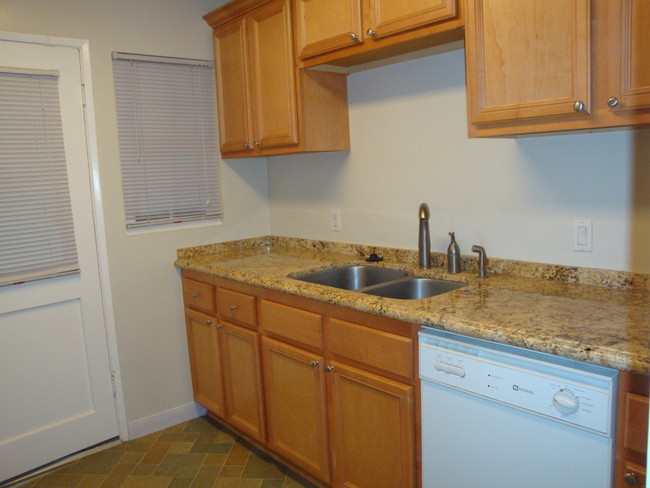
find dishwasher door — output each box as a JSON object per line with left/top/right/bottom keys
{"left": 421, "top": 379, "right": 614, "bottom": 488}
{"left": 419, "top": 328, "right": 616, "bottom": 488}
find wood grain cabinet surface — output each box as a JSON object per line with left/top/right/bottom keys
{"left": 205, "top": 0, "right": 350, "bottom": 158}
{"left": 465, "top": 0, "right": 650, "bottom": 136}
{"left": 180, "top": 269, "right": 418, "bottom": 487}
{"left": 294, "top": 0, "right": 463, "bottom": 68}
{"left": 615, "top": 371, "right": 649, "bottom": 488}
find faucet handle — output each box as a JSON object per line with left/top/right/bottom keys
{"left": 471, "top": 245, "right": 488, "bottom": 278}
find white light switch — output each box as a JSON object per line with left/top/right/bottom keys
{"left": 573, "top": 219, "right": 592, "bottom": 252}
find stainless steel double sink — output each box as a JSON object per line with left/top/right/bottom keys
{"left": 292, "top": 265, "right": 466, "bottom": 300}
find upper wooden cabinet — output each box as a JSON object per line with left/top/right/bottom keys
{"left": 294, "top": 0, "right": 463, "bottom": 68}
{"left": 465, "top": 0, "right": 650, "bottom": 136}
{"left": 205, "top": 0, "right": 350, "bottom": 158}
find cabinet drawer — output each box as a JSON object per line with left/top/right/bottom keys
{"left": 217, "top": 288, "right": 257, "bottom": 328}
{"left": 182, "top": 278, "right": 216, "bottom": 314}
{"left": 260, "top": 300, "right": 323, "bottom": 349}
{"left": 327, "top": 318, "right": 413, "bottom": 379}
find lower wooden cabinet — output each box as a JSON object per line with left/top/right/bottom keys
{"left": 615, "top": 371, "right": 649, "bottom": 488}
{"left": 220, "top": 320, "right": 266, "bottom": 443}
{"left": 327, "top": 361, "right": 415, "bottom": 488}
{"left": 184, "top": 308, "right": 226, "bottom": 418}
{"left": 262, "top": 337, "right": 330, "bottom": 482}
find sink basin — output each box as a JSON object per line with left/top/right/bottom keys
{"left": 294, "top": 265, "right": 409, "bottom": 291}
{"left": 363, "top": 278, "right": 466, "bottom": 300}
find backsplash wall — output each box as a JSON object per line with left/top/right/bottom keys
{"left": 268, "top": 48, "right": 650, "bottom": 274}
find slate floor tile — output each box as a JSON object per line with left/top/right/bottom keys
{"left": 154, "top": 454, "right": 206, "bottom": 479}
{"left": 69, "top": 452, "right": 125, "bottom": 475}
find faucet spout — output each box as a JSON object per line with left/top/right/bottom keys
{"left": 418, "top": 203, "right": 431, "bottom": 269}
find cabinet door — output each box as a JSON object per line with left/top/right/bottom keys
{"left": 466, "top": 0, "right": 591, "bottom": 124}
{"left": 327, "top": 361, "right": 415, "bottom": 488}
{"left": 247, "top": 0, "right": 299, "bottom": 149}
{"left": 294, "top": 0, "right": 363, "bottom": 59}
{"left": 185, "top": 309, "right": 225, "bottom": 417}
{"left": 220, "top": 321, "right": 266, "bottom": 442}
{"left": 213, "top": 17, "right": 253, "bottom": 154}
{"left": 261, "top": 337, "right": 330, "bottom": 482}
{"left": 608, "top": 0, "right": 650, "bottom": 110}
{"left": 366, "top": 0, "right": 456, "bottom": 40}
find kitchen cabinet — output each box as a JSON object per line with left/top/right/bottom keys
{"left": 180, "top": 269, "right": 419, "bottom": 487}
{"left": 465, "top": 0, "right": 650, "bottom": 136}
{"left": 327, "top": 361, "right": 415, "bottom": 488}
{"left": 262, "top": 337, "right": 330, "bottom": 482}
{"left": 615, "top": 371, "right": 649, "bottom": 488}
{"left": 205, "top": 0, "right": 350, "bottom": 158}
{"left": 184, "top": 308, "right": 226, "bottom": 418}
{"left": 294, "top": 0, "right": 464, "bottom": 68}
{"left": 220, "top": 320, "right": 266, "bottom": 443}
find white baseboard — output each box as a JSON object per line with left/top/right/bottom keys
{"left": 127, "top": 403, "right": 206, "bottom": 440}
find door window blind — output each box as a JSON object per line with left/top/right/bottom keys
{"left": 112, "top": 53, "right": 222, "bottom": 229}
{"left": 0, "top": 68, "right": 79, "bottom": 287}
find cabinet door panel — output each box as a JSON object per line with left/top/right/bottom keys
{"left": 262, "top": 337, "right": 330, "bottom": 482}
{"left": 466, "top": 0, "right": 591, "bottom": 124}
{"left": 368, "top": 0, "right": 456, "bottom": 39}
{"left": 185, "top": 309, "right": 225, "bottom": 417}
{"left": 247, "top": 0, "right": 298, "bottom": 149}
{"left": 328, "top": 361, "right": 415, "bottom": 488}
{"left": 220, "top": 321, "right": 266, "bottom": 442}
{"left": 213, "top": 18, "right": 253, "bottom": 154}
{"left": 609, "top": 0, "right": 650, "bottom": 110}
{"left": 294, "top": 0, "right": 363, "bottom": 59}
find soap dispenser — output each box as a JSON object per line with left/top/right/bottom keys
{"left": 447, "top": 232, "right": 461, "bottom": 274}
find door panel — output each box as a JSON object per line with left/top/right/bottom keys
{"left": 247, "top": 0, "right": 299, "bottom": 149}
{"left": 466, "top": 0, "right": 591, "bottom": 123}
{"left": 0, "top": 38, "right": 118, "bottom": 482}
{"left": 368, "top": 0, "right": 457, "bottom": 39}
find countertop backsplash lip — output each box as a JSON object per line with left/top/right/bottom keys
{"left": 177, "top": 235, "right": 650, "bottom": 291}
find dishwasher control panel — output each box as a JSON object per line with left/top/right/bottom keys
{"left": 419, "top": 329, "right": 617, "bottom": 437}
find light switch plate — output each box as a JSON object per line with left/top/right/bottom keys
{"left": 330, "top": 209, "right": 342, "bottom": 232}
{"left": 573, "top": 219, "right": 592, "bottom": 252}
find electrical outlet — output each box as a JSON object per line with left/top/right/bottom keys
{"left": 330, "top": 209, "right": 342, "bottom": 232}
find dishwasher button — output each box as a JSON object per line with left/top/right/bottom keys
{"left": 448, "top": 365, "right": 466, "bottom": 377}
{"left": 434, "top": 361, "right": 451, "bottom": 373}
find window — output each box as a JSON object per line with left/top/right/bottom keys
{"left": 0, "top": 68, "right": 79, "bottom": 286}
{"left": 112, "top": 53, "right": 222, "bottom": 229}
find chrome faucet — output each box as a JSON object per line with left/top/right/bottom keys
{"left": 418, "top": 203, "right": 431, "bottom": 269}
{"left": 471, "top": 245, "right": 488, "bottom": 278}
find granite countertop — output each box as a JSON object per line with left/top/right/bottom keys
{"left": 175, "top": 237, "right": 650, "bottom": 375}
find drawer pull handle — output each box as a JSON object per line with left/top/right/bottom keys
{"left": 326, "top": 365, "right": 335, "bottom": 372}
{"left": 310, "top": 360, "right": 319, "bottom": 367}
{"left": 191, "top": 293, "right": 200, "bottom": 298}
{"left": 229, "top": 305, "right": 238, "bottom": 311}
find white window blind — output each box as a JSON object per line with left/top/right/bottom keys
{"left": 112, "top": 53, "right": 222, "bottom": 229}
{"left": 0, "top": 68, "right": 79, "bottom": 287}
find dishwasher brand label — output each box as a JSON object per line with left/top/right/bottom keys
{"left": 513, "top": 384, "right": 534, "bottom": 395}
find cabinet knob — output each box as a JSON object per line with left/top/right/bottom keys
{"left": 310, "top": 360, "right": 319, "bottom": 367}
{"left": 607, "top": 96, "right": 619, "bottom": 108}
{"left": 206, "top": 319, "right": 213, "bottom": 325}
{"left": 229, "top": 304, "right": 238, "bottom": 311}
{"left": 216, "top": 323, "right": 222, "bottom": 328}
{"left": 191, "top": 292, "right": 200, "bottom": 298}
{"left": 326, "top": 365, "right": 335, "bottom": 372}
{"left": 573, "top": 101, "right": 585, "bottom": 112}
{"left": 350, "top": 32, "right": 359, "bottom": 41}
{"left": 243, "top": 142, "right": 250, "bottom": 148}
{"left": 253, "top": 141, "right": 260, "bottom": 147}
{"left": 367, "top": 28, "right": 376, "bottom": 37}
{"left": 624, "top": 472, "right": 638, "bottom": 486}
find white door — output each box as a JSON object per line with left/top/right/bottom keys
{"left": 0, "top": 38, "right": 119, "bottom": 482}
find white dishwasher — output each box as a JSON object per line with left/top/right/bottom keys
{"left": 419, "top": 328, "right": 618, "bottom": 488}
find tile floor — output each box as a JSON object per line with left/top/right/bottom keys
{"left": 20, "top": 417, "right": 317, "bottom": 488}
